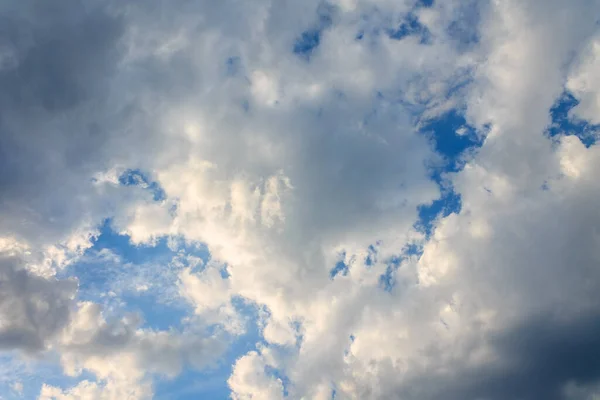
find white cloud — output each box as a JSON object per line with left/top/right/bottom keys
{"left": 39, "top": 379, "right": 151, "bottom": 400}
{"left": 567, "top": 32, "right": 600, "bottom": 125}
{"left": 47, "top": 300, "right": 228, "bottom": 400}
{"left": 228, "top": 350, "right": 285, "bottom": 400}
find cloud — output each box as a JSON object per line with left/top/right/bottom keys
{"left": 0, "top": 0, "right": 126, "bottom": 249}
{"left": 567, "top": 30, "right": 600, "bottom": 126}
{"left": 228, "top": 350, "right": 285, "bottom": 400}
{"left": 0, "top": 250, "right": 227, "bottom": 398}
{"left": 39, "top": 379, "right": 151, "bottom": 400}
{"left": 0, "top": 255, "right": 76, "bottom": 353}
{"left": 47, "top": 301, "right": 228, "bottom": 400}
{"left": 1, "top": 0, "right": 600, "bottom": 399}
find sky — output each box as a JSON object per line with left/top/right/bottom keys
{"left": 1, "top": 0, "right": 600, "bottom": 399}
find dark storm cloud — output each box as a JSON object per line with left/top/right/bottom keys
{"left": 391, "top": 312, "right": 600, "bottom": 400}
{"left": 485, "top": 312, "right": 600, "bottom": 400}
{"left": 0, "top": 0, "right": 123, "bottom": 112}
{"left": 0, "top": 0, "right": 123, "bottom": 174}
{"left": 0, "top": 0, "right": 126, "bottom": 245}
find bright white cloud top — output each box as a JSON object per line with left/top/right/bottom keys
{"left": 2, "top": 0, "right": 600, "bottom": 399}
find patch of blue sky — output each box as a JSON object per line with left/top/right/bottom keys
{"left": 329, "top": 259, "right": 349, "bottom": 279}
{"left": 294, "top": 30, "right": 322, "bottom": 59}
{"left": 330, "top": 246, "right": 383, "bottom": 280}
{"left": 422, "top": 109, "right": 483, "bottom": 175}
{"left": 387, "top": 13, "right": 431, "bottom": 44}
{"left": 414, "top": 110, "right": 483, "bottom": 237}
{"left": 416, "top": 0, "right": 434, "bottom": 7}
{"left": 38, "top": 370, "right": 98, "bottom": 393}
{"left": 0, "top": 354, "right": 96, "bottom": 400}
{"left": 415, "top": 188, "right": 461, "bottom": 236}
{"left": 120, "top": 292, "right": 191, "bottom": 331}
{"left": 548, "top": 91, "right": 599, "bottom": 147}
{"left": 155, "top": 368, "right": 232, "bottom": 400}
{"left": 155, "top": 298, "right": 263, "bottom": 400}
{"left": 293, "top": 2, "right": 334, "bottom": 60}
{"left": 379, "top": 244, "right": 422, "bottom": 292}
{"left": 119, "top": 168, "right": 166, "bottom": 202}
{"left": 92, "top": 219, "right": 178, "bottom": 264}
{"left": 61, "top": 219, "right": 208, "bottom": 330}
{"left": 365, "top": 243, "right": 378, "bottom": 267}
{"left": 329, "top": 241, "right": 419, "bottom": 292}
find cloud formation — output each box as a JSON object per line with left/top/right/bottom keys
{"left": 2, "top": 0, "right": 600, "bottom": 399}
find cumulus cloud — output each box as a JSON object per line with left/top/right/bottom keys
{"left": 228, "top": 350, "right": 286, "bottom": 400}
{"left": 0, "top": 249, "right": 227, "bottom": 398}
{"left": 2, "top": 0, "right": 600, "bottom": 398}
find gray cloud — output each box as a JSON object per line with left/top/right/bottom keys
{"left": 488, "top": 313, "right": 600, "bottom": 400}
{"left": 0, "top": 0, "right": 126, "bottom": 247}
{"left": 390, "top": 312, "right": 600, "bottom": 400}
{"left": 0, "top": 1, "right": 123, "bottom": 112}
{"left": 0, "top": 256, "right": 76, "bottom": 352}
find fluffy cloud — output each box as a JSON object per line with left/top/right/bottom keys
{"left": 2, "top": 0, "right": 600, "bottom": 399}
{"left": 228, "top": 350, "right": 286, "bottom": 400}
{"left": 48, "top": 302, "right": 228, "bottom": 399}
{"left": 0, "top": 248, "right": 227, "bottom": 398}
